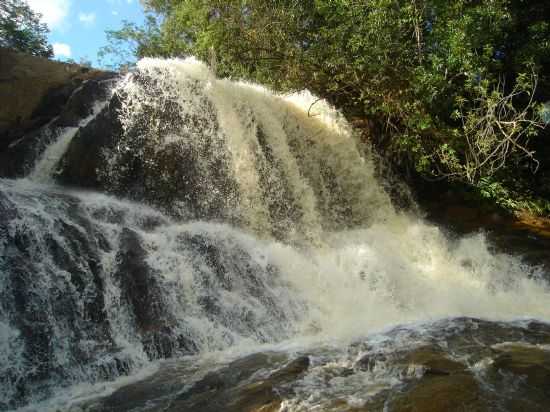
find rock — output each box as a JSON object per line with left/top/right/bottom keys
{"left": 485, "top": 343, "right": 550, "bottom": 410}
{"left": 355, "top": 344, "right": 487, "bottom": 412}
{"left": 385, "top": 341, "right": 550, "bottom": 412}
{"left": 114, "top": 228, "right": 198, "bottom": 360}
{"left": 0, "top": 48, "right": 118, "bottom": 178}
{"left": 357, "top": 345, "right": 465, "bottom": 376}
{"left": 169, "top": 353, "right": 309, "bottom": 412}
{"left": 0, "top": 48, "right": 115, "bottom": 151}
{"left": 0, "top": 186, "right": 115, "bottom": 409}
{"left": 58, "top": 95, "right": 123, "bottom": 188}
{"left": 57, "top": 70, "right": 239, "bottom": 222}
{"left": 399, "top": 346, "right": 466, "bottom": 376}
{"left": 390, "top": 373, "right": 487, "bottom": 412}
{"left": 80, "top": 319, "right": 550, "bottom": 412}
{"left": 115, "top": 228, "right": 163, "bottom": 330}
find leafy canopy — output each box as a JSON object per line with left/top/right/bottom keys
{"left": 0, "top": 0, "right": 53, "bottom": 58}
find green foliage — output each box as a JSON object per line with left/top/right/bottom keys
{"left": 477, "top": 177, "right": 550, "bottom": 216}
{"left": 438, "top": 68, "right": 545, "bottom": 183}
{"left": 98, "top": 14, "right": 165, "bottom": 70}
{"left": 0, "top": 0, "right": 53, "bottom": 58}
{"left": 101, "top": 0, "right": 550, "bottom": 214}
{"left": 65, "top": 56, "right": 93, "bottom": 68}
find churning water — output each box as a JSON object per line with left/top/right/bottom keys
{"left": 1, "top": 58, "right": 549, "bottom": 411}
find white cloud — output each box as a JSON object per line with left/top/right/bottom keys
{"left": 26, "top": 0, "right": 71, "bottom": 30}
{"left": 52, "top": 42, "right": 72, "bottom": 58}
{"left": 112, "top": 10, "right": 119, "bottom": 16}
{"left": 78, "top": 12, "right": 96, "bottom": 27}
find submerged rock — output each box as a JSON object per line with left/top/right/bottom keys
{"left": 86, "top": 352, "right": 310, "bottom": 412}
{"left": 82, "top": 318, "right": 550, "bottom": 412}
{"left": 0, "top": 180, "right": 304, "bottom": 410}
{"left": 485, "top": 343, "right": 550, "bottom": 411}
{"left": 390, "top": 373, "right": 487, "bottom": 412}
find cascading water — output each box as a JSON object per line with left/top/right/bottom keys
{"left": 1, "top": 58, "right": 549, "bottom": 411}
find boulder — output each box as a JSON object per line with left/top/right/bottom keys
{"left": 485, "top": 343, "right": 550, "bottom": 410}
{"left": 0, "top": 48, "right": 115, "bottom": 150}
{"left": 0, "top": 48, "right": 117, "bottom": 178}
{"left": 57, "top": 94, "right": 123, "bottom": 187}
{"left": 170, "top": 353, "right": 309, "bottom": 412}
{"left": 57, "top": 70, "right": 239, "bottom": 222}
{"left": 114, "top": 228, "right": 198, "bottom": 359}
{"left": 390, "top": 373, "right": 487, "bottom": 412}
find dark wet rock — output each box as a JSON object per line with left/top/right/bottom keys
{"left": 422, "top": 195, "right": 550, "bottom": 274}
{"left": 0, "top": 125, "right": 55, "bottom": 177}
{"left": 355, "top": 344, "right": 485, "bottom": 412}
{"left": 0, "top": 48, "right": 115, "bottom": 150}
{"left": 484, "top": 343, "right": 550, "bottom": 410}
{"left": 86, "top": 352, "right": 309, "bottom": 412}
{"left": 57, "top": 95, "right": 123, "bottom": 187}
{"left": 392, "top": 317, "right": 550, "bottom": 366}
{"left": 400, "top": 346, "right": 466, "bottom": 376}
{"left": 348, "top": 319, "right": 550, "bottom": 412}
{"left": 57, "top": 71, "right": 240, "bottom": 222}
{"left": 0, "top": 48, "right": 117, "bottom": 178}
{"left": 115, "top": 228, "right": 164, "bottom": 329}
{"left": 80, "top": 318, "right": 550, "bottom": 412}
{"left": 176, "top": 232, "right": 296, "bottom": 340}
{"left": 1, "top": 177, "right": 307, "bottom": 411}
{"left": 269, "top": 355, "right": 310, "bottom": 381}
{"left": 390, "top": 373, "right": 487, "bottom": 412}
{"left": 493, "top": 344, "right": 550, "bottom": 389}
{"left": 255, "top": 126, "right": 306, "bottom": 238}
{"left": 357, "top": 345, "right": 465, "bottom": 377}
{"left": 355, "top": 352, "right": 386, "bottom": 371}
{"left": 114, "top": 228, "right": 197, "bottom": 360}
{"left": 0, "top": 187, "right": 117, "bottom": 409}
{"left": 170, "top": 353, "right": 309, "bottom": 412}
{"left": 0, "top": 75, "right": 118, "bottom": 178}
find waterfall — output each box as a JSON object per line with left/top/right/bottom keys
{"left": 92, "top": 58, "right": 392, "bottom": 242}
{"left": 1, "top": 58, "right": 549, "bottom": 411}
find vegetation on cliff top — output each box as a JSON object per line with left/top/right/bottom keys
{"left": 0, "top": 0, "right": 53, "bottom": 58}
{"left": 103, "top": 1, "right": 549, "bottom": 215}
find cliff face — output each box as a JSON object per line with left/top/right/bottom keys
{"left": 0, "top": 48, "right": 115, "bottom": 151}
{"left": 0, "top": 48, "right": 118, "bottom": 178}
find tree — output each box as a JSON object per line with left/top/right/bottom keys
{"left": 98, "top": 14, "right": 165, "bottom": 70}
{"left": 0, "top": 0, "right": 53, "bottom": 58}
{"left": 438, "top": 69, "right": 546, "bottom": 183}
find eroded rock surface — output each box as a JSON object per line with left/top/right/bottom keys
{"left": 80, "top": 318, "right": 550, "bottom": 412}
{"left": 0, "top": 48, "right": 117, "bottom": 178}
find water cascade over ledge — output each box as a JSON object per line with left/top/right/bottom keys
{"left": 1, "top": 58, "right": 549, "bottom": 411}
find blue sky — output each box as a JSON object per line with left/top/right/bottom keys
{"left": 27, "top": 0, "right": 146, "bottom": 68}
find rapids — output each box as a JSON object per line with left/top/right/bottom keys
{"left": 0, "top": 58, "right": 549, "bottom": 411}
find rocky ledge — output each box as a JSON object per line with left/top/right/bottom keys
{"left": 82, "top": 318, "right": 550, "bottom": 412}
{"left": 0, "top": 48, "right": 118, "bottom": 177}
